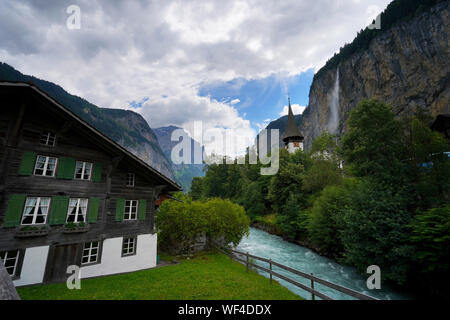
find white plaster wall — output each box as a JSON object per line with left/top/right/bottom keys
{"left": 14, "top": 246, "right": 49, "bottom": 287}
{"left": 80, "top": 233, "right": 157, "bottom": 279}
{"left": 286, "top": 142, "right": 304, "bottom": 154}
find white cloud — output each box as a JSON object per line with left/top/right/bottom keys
{"left": 0, "top": 0, "right": 391, "bottom": 156}
{"left": 230, "top": 98, "right": 240, "bottom": 105}
{"left": 280, "top": 104, "right": 306, "bottom": 116}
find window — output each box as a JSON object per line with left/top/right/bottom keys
{"left": 122, "top": 237, "right": 137, "bottom": 257}
{"left": 40, "top": 131, "right": 56, "bottom": 146}
{"left": 0, "top": 250, "right": 19, "bottom": 277}
{"left": 74, "top": 161, "right": 92, "bottom": 180}
{"left": 66, "top": 198, "right": 88, "bottom": 223}
{"left": 21, "top": 197, "right": 50, "bottom": 225}
{"left": 33, "top": 155, "right": 57, "bottom": 176}
{"left": 126, "top": 173, "right": 135, "bottom": 187}
{"left": 124, "top": 200, "right": 138, "bottom": 220}
{"left": 81, "top": 241, "right": 100, "bottom": 265}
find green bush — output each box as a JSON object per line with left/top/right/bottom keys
{"left": 156, "top": 197, "right": 249, "bottom": 254}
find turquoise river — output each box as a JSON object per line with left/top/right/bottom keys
{"left": 237, "top": 227, "right": 415, "bottom": 300}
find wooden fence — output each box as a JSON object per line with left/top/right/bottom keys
{"left": 216, "top": 246, "right": 377, "bottom": 301}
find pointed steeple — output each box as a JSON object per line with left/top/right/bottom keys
{"left": 282, "top": 97, "right": 304, "bottom": 143}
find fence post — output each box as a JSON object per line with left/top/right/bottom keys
{"left": 246, "top": 252, "right": 249, "bottom": 273}
{"left": 269, "top": 259, "right": 272, "bottom": 284}
{"left": 311, "top": 273, "right": 315, "bottom": 300}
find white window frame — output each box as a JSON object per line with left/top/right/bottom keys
{"left": 126, "top": 173, "right": 135, "bottom": 187}
{"left": 124, "top": 200, "right": 138, "bottom": 220}
{"left": 33, "top": 155, "right": 58, "bottom": 177}
{"left": 0, "top": 250, "right": 19, "bottom": 277}
{"left": 40, "top": 131, "right": 56, "bottom": 146}
{"left": 74, "top": 161, "right": 93, "bottom": 180}
{"left": 122, "top": 237, "right": 137, "bottom": 257}
{"left": 66, "top": 198, "right": 89, "bottom": 223}
{"left": 81, "top": 241, "right": 100, "bottom": 265}
{"left": 21, "top": 197, "right": 51, "bottom": 225}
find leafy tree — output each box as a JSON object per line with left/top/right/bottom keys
{"left": 341, "top": 181, "right": 414, "bottom": 284}
{"left": 408, "top": 205, "right": 450, "bottom": 298}
{"left": 302, "top": 160, "right": 342, "bottom": 194}
{"left": 342, "top": 99, "right": 406, "bottom": 185}
{"left": 267, "top": 160, "right": 305, "bottom": 214}
{"left": 240, "top": 181, "right": 267, "bottom": 218}
{"left": 156, "top": 197, "right": 249, "bottom": 254}
{"left": 308, "top": 179, "right": 358, "bottom": 258}
{"left": 276, "top": 193, "right": 310, "bottom": 240}
{"left": 205, "top": 198, "right": 250, "bottom": 247}
{"left": 402, "top": 117, "right": 450, "bottom": 208}
{"left": 409, "top": 206, "right": 450, "bottom": 272}
{"left": 189, "top": 177, "right": 204, "bottom": 200}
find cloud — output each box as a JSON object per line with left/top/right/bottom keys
{"left": 280, "top": 104, "right": 306, "bottom": 116}
{"left": 0, "top": 0, "right": 391, "bottom": 156}
{"left": 230, "top": 98, "right": 240, "bottom": 105}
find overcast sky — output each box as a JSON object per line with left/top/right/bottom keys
{"left": 0, "top": 0, "right": 391, "bottom": 154}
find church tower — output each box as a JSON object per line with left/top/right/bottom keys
{"left": 282, "top": 98, "right": 304, "bottom": 153}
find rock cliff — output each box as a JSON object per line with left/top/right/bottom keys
{"left": 301, "top": 1, "right": 449, "bottom": 149}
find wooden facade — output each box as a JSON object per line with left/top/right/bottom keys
{"left": 0, "top": 82, "right": 181, "bottom": 285}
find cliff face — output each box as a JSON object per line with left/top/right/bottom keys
{"left": 154, "top": 126, "right": 205, "bottom": 192}
{"left": 301, "top": 2, "right": 450, "bottom": 149}
{"left": 101, "top": 109, "right": 175, "bottom": 180}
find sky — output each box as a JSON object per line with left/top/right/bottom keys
{"left": 0, "top": 0, "right": 391, "bottom": 155}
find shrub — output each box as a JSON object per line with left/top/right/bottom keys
{"left": 156, "top": 197, "right": 249, "bottom": 254}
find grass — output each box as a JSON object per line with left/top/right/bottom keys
{"left": 17, "top": 251, "right": 302, "bottom": 300}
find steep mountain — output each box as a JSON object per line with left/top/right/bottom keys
{"left": 154, "top": 126, "right": 205, "bottom": 191}
{"left": 301, "top": 0, "right": 449, "bottom": 149}
{"left": 0, "top": 62, "right": 175, "bottom": 181}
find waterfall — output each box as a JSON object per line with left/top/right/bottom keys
{"left": 327, "top": 68, "right": 340, "bottom": 134}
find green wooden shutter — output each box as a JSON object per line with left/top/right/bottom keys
{"left": 18, "top": 152, "right": 36, "bottom": 176}
{"left": 87, "top": 197, "right": 100, "bottom": 223}
{"left": 115, "top": 198, "right": 125, "bottom": 221}
{"left": 49, "top": 196, "right": 69, "bottom": 225}
{"left": 92, "top": 163, "right": 102, "bottom": 182}
{"left": 3, "top": 194, "right": 26, "bottom": 227}
{"left": 138, "top": 199, "right": 147, "bottom": 220}
{"left": 56, "top": 157, "right": 76, "bottom": 179}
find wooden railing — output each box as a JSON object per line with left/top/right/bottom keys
{"left": 215, "top": 245, "right": 378, "bottom": 301}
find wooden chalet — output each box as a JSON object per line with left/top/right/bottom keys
{"left": 0, "top": 81, "right": 181, "bottom": 286}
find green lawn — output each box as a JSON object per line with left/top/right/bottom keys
{"left": 17, "top": 251, "right": 302, "bottom": 300}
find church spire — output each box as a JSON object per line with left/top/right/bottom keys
{"left": 282, "top": 97, "right": 304, "bottom": 152}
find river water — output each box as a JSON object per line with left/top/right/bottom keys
{"left": 237, "top": 227, "right": 414, "bottom": 300}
